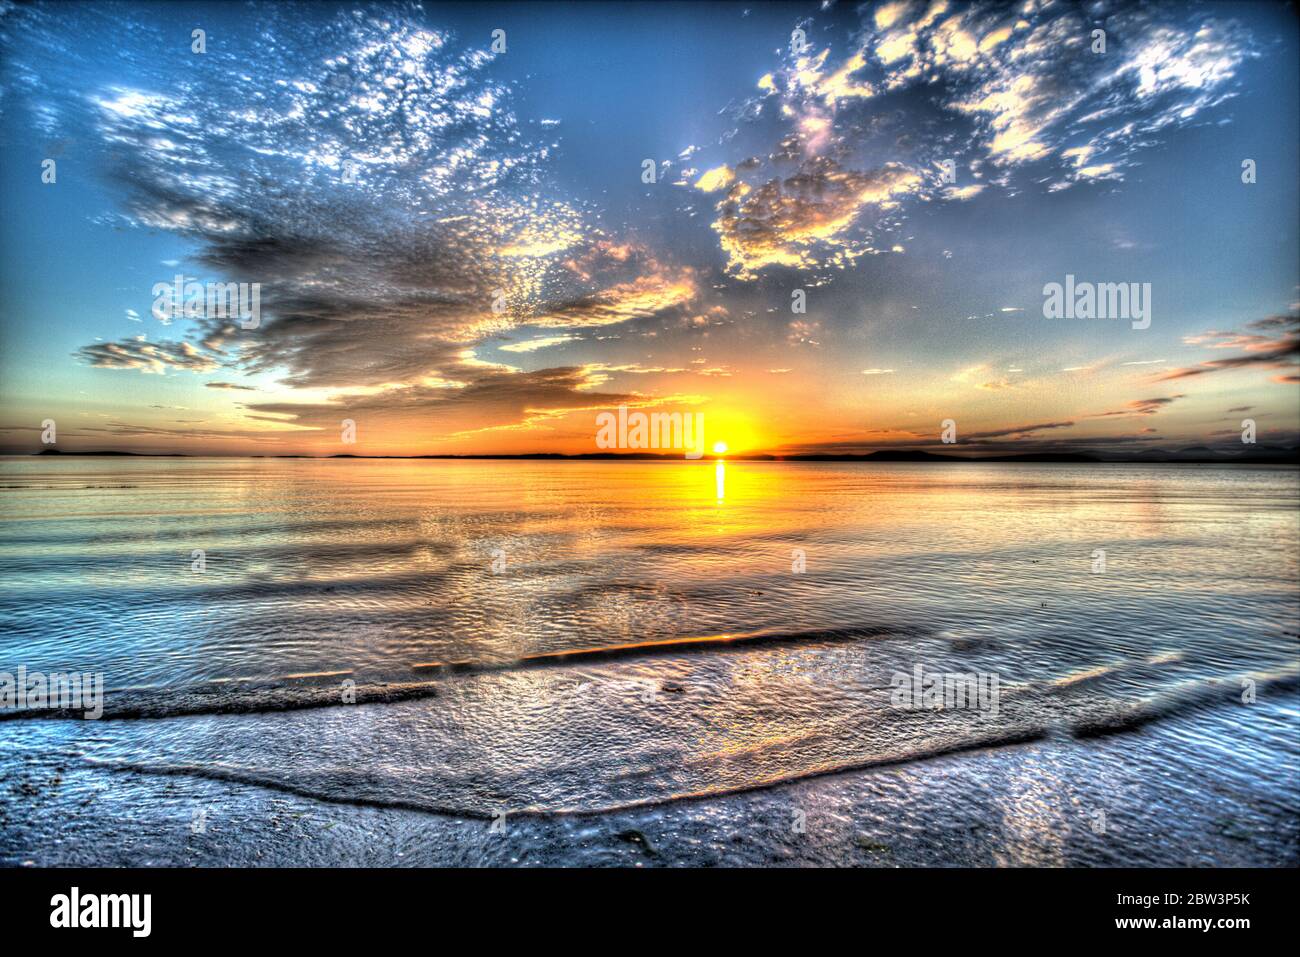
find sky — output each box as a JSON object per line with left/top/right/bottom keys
{"left": 0, "top": 0, "right": 1297, "bottom": 456}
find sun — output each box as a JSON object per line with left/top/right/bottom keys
{"left": 712, "top": 441, "right": 728, "bottom": 455}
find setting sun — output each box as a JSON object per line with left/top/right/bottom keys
{"left": 712, "top": 441, "right": 728, "bottom": 455}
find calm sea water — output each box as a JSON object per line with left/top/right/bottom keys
{"left": 1, "top": 457, "right": 1297, "bottom": 864}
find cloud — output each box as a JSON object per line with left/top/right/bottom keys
{"left": 777, "top": 421, "right": 1176, "bottom": 455}
{"left": 76, "top": 338, "right": 221, "bottom": 374}
{"left": 575, "top": 362, "right": 688, "bottom": 388}
{"left": 965, "top": 421, "right": 1075, "bottom": 440}
{"left": 787, "top": 320, "right": 822, "bottom": 346}
{"left": 865, "top": 3, "right": 1255, "bottom": 175}
{"left": 1156, "top": 313, "right": 1299, "bottom": 382}
{"left": 530, "top": 271, "right": 697, "bottom": 329}
{"left": 694, "top": 165, "right": 735, "bottom": 192}
{"left": 206, "top": 381, "right": 256, "bottom": 391}
{"left": 1092, "top": 394, "right": 1187, "bottom": 417}
{"left": 951, "top": 362, "right": 1016, "bottom": 391}
{"left": 499, "top": 335, "right": 580, "bottom": 353}
{"left": 711, "top": 157, "right": 921, "bottom": 277}
{"left": 699, "top": 0, "right": 1257, "bottom": 276}
{"left": 244, "top": 366, "right": 643, "bottom": 438}
{"left": 72, "top": 422, "right": 308, "bottom": 442}
{"left": 55, "top": 9, "right": 700, "bottom": 442}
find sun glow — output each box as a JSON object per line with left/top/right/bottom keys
{"left": 713, "top": 441, "right": 728, "bottom": 455}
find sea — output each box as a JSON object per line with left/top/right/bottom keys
{"left": 1, "top": 456, "right": 1296, "bottom": 866}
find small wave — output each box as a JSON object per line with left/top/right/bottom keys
{"left": 0, "top": 675, "right": 438, "bottom": 722}
{"left": 0, "top": 624, "right": 912, "bottom": 720}
{"left": 411, "top": 624, "right": 909, "bottom": 673}
{"left": 80, "top": 725, "right": 1051, "bottom": 820}
{"left": 1037, "top": 651, "right": 1185, "bottom": 691}
{"left": 1070, "top": 666, "right": 1300, "bottom": 737}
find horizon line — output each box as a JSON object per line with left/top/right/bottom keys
{"left": 10, "top": 447, "right": 1300, "bottom": 465}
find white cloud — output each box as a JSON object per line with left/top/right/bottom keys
{"left": 499, "top": 335, "right": 580, "bottom": 353}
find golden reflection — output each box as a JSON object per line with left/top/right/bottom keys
{"left": 715, "top": 458, "right": 726, "bottom": 500}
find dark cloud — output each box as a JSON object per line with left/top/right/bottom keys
{"left": 243, "top": 366, "right": 644, "bottom": 437}
{"left": 778, "top": 431, "right": 1163, "bottom": 455}
{"left": 62, "top": 9, "right": 701, "bottom": 438}
{"left": 965, "top": 420, "right": 1075, "bottom": 440}
{"left": 1091, "top": 395, "right": 1186, "bottom": 417}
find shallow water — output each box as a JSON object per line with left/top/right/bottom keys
{"left": 1, "top": 457, "right": 1297, "bottom": 860}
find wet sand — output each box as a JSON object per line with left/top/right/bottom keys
{"left": 3, "top": 703, "right": 1294, "bottom": 868}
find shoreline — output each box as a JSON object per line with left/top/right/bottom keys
{"left": 3, "top": 703, "right": 1295, "bottom": 868}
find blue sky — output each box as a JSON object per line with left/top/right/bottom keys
{"left": 1, "top": 0, "right": 1296, "bottom": 454}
